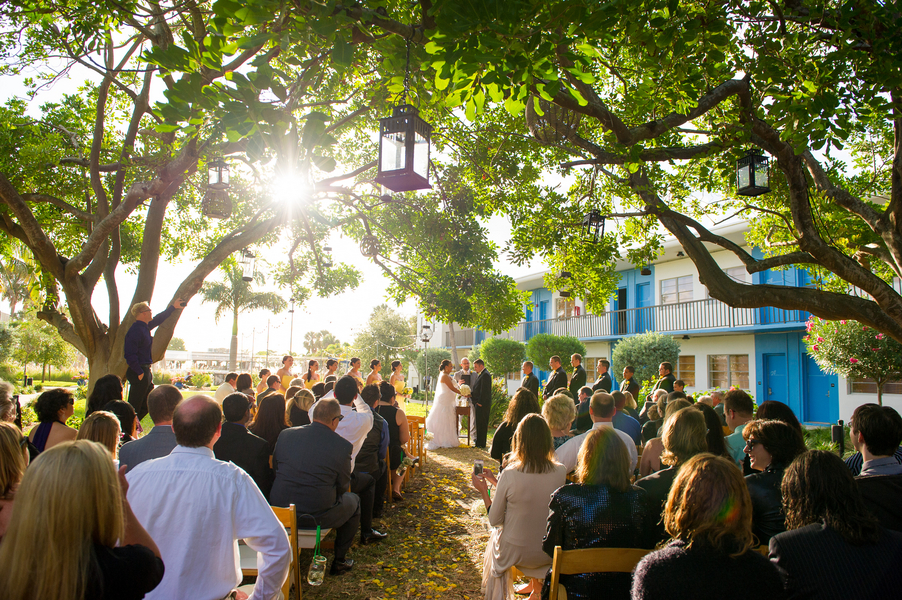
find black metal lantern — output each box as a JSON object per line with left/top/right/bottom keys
{"left": 202, "top": 188, "right": 232, "bottom": 219}
{"left": 736, "top": 149, "right": 770, "bottom": 196}
{"left": 558, "top": 270, "right": 572, "bottom": 280}
{"left": 207, "top": 158, "right": 230, "bottom": 191}
{"left": 374, "top": 104, "right": 432, "bottom": 192}
{"left": 559, "top": 290, "right": 571, "bottom": 298}
{"left": 322, "top": 246, "right": 333, "bottom": 268}
{"left": 640, "top": 266, "right": 652, "bottom": 276}
{"left": 582, "top": 210, "right": 605, "bottom": 244}
{"left": 238, "top": 249, "right": 255, "bottom": 282}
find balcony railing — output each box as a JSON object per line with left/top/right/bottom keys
{"left": 485, "top": 297, "right": 809, "bottom": 344}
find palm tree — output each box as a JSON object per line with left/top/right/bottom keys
{"left": 201, "top": 265, "right": 287, "bottom": 370}
{"left": 0, "top": 242, "right": 40, "bottom": 316}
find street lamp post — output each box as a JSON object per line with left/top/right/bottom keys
{"left": 288, "top": 299, "right": 295, "bottom": 355}
{"left": 420, "top": 323, "right": 433, "bottom": 405}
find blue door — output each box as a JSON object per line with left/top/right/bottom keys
{"left": 611, "top": 288, "right": 627, "bottom": 335}
{"left": 636, "top": 282, "right": 653, "bottom": 333}
{"left": 763, "top": 353, "right": 788, "bottom": 403}
{"left": 804, "top": 354, "right": 838, "bottom": 424}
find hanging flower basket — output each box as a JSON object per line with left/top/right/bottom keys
{"left": 525, "top": 96, "right": 582, "bottom": 145}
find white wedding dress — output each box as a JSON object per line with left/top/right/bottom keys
{"left": 425, "top": 373, "right": 460, "bottom": 450}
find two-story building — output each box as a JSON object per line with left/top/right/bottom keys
{"left": 421, "top": 222, "right": 902, "bottom": 423}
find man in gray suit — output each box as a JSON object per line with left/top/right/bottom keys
{"left": 270, "top": 398, "right": 360, "bottom": 575}
{"left": 120, "top": 384, "right": 182, "bottom": 474}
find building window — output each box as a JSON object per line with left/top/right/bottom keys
{"left": 661, "top": 275, "right": 693, "bottom": 304}
{"left": 556, "top": 297, "right": 575, "bottom": 319}
{"left": 677, "top": 355, "right": 695, "bottom": 388}
{"left": 708, "top": 354, "right": 749, "bottom": 390}
{"left": 705, "top": 267, "right": 748, "bottom": 297}
{"left": 585, "top": 357, "right": 609, "bottom": 387}
{"left": 850, "top": 378, "right": 902, "bottom": 395}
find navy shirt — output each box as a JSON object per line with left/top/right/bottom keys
{"left": 124, "top": 305, "right": 176, "bottom": 373}
{"left": 612, "top": 410, "right": 641, "bottom": 444}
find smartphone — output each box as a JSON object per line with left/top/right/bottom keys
{"left": 473, "top": 459, "right": 484, "bottom": 476}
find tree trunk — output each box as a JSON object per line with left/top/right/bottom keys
{"left": 229, "top": 305, "right": 239, "bottom": 371}
{"left": 448, "top": 322, "right": 460, "bottom": 366}
{"left": 877, "top": 379, "right": 885, "bottom": 406}
{"left": 41, "top": 362, "right": 46, "bottom": 382}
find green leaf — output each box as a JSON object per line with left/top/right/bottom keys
{"left": 332, "top": 37, "right": 354, "bottom": 68}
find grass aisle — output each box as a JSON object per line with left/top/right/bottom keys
{"left": 297, "top": 444, "right": 500, "bottom": 600}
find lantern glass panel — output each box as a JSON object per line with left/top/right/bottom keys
{"left": 413, "top": 130, "right": 429, "bottom": 178}
{"left": 754, "top": 160, "right": 768, "bottom": 189}
{"left": 737, "top": 164, "right": 751, "bottom": 190}
{"left": 381, "top": 130, "right": 407, "bottom": 173}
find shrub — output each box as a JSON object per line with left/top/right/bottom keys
{"left": 488, "top": 378, "right": 511, "bottom": 428}
{"left": 193, "top": 372, "right": 212, "bottom": 388}
{"left": 525, "top": 334, "right": 586, "bottom": 370}
{"left": 475, "top": 338, "right": 526, "bottom": 377}
{"left": 415, "top": 348, "right": 453, "bottom": 380}
{"left": 611, "top": 331, "right": 681, "bottom": 387}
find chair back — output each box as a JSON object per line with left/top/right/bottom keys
{"left": 271, "top": 505, "right": 300, "bottom": 599}
{"left": 548, "top": 546, "right": 650, "bottom": 600}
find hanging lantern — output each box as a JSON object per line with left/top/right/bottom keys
{"left": 322, "top": 246, "right": 333, "bottom": 268}
{"left": 558, "top": 270, "right": 571, "bottom": 280}
{"left": 360, "top": 235, "right": 380, "bottom": 258}
{"left": 559, "top": 290, "right": 571, "bottom": 298}
{"left": 207, "top": 158, "right": 231, "bottom": 191}
{"left": 582, "top": 210, "right": 605, "bottom": 244}
{"left": 641, "top": 266, "right": 652, "bottom": 276}
{"left": 238, "top": 249, "right": 255, "bottom": 282}
{"left": 375, "top": 104, "right": 432, "bottom": 192}
{"left": 736, "top": 149, "right": 770, "bottom": 196}
{"left": 525, "top": 96, "right": 582, "bottom": 145}
{"left": 202, "top": 188, "right": 232, "bottom": 220}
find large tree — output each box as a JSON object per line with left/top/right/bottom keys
{"left": 353, "top": 304, "right": 415, "bottom": 372}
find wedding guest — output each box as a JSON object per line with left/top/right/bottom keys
{"left": 673, "top": 380, "right": 685, "bottom": 393}
{"left": 128, "top": 396, "right": 289, "bottom": 598}
{"left": 302, "top": 359, "right": 321, "bottom": 390}
{"left": 119, "top": 385, "right": 181, "bottom": 474}
{"left": 692, "top": 402, "right": 730, "bottom": 458}
{"left": 236, "top": 372, "right": 255, "bottom": 398}
{"left": 724, "top": 389, "right": 756, "bottom": 465}
{"left": 611, "top": 390, "right": 641, "bottom": 444}
{"left": 543, "top": 356, "right": 568, "bottom": 400}
{"left": 568, "top": 354, "right": 587, "bottom": 398}
{"left": 592, "top": 359, "right": 612, "bottom": 393}
{"left": 491, "top": 388, "right": 541, "bottom": 466}
{"left": 214, "top": 393, "right": 274, "bottom": 500}
{"left": 542, "top": 427, "right": 654, "bottom": 600}
{"left": 772, "top": 450, "right": 902, "bottom": 599}
{"left": 366, "top": 359, "right": 383, "bottom": 386}
{"left": 355, "top": 384, "right": 389, "bottom": 520}
{"left": 0, "top": 421, "right": 28, "bottom": 540}
{"left": 741, "top": 419, "right": 806, "bottom": 544}
{"left": 376, "top": 381, "right": 411, "bottom": 501}
{"left": 0, "top": 380, "right": 15, "bottom": 423}
{"left": 214, "top": 372, "right": 238, "bottom": 403}
{"left": 276, "top": 355, "right": 294, "bottom": 393}
{"left": 473, "top": 415, "right": 567, "bottom": 600}
{"left": 287, "top": 388, "right": 315, "bottom": 427}
{"left": 85, "top": 374, "right": 123, "bottom": 417}
{"left": 755, "top": 400, "right": 802, "bottom": 433}
{"left": 285, "top": 385, "right": 302, "bottom": 405}
{"left": 852, "top": 404, "right": 902, "bottom": 531}
{"left": 632, "top": 454, "right": 783, "bottom": 600}
{"left": 639, "top": 399, "right": 692, "bottom": 477}
{"left": 256, "top": 368, "right": 271, "bottom": 395}
{"left": 103, "top": 400, "right": 139, "bottom": 445}
{"left": 622, "top": 391, "right": 640, "bottom": 419}
{"left": 521, "top": 361, "right": 540, "bottom": 398}
{"left": 575, "top": 386, "right": 593, "bottom": 432}
{"left": 124, "top": 297, "right": 185, "bottom": 419}
{"left": 2, "top": 440, "right": 163, "bottom": 600}
{"left": 846, "top": 403, "right": 902, "bottom": 475}
{"left": 27, "top": 388, "right": 77, "bottom": 453}
{"left": 641, "top": 404, "right": 662, "bottom": 445}
{"left": 542, "top": 393, "right": 577, "bottom": 449}
{"left": 556, "top": 392, "right": 638, "bottom": 474}
{"left": 257, "top": 374, "right": 280, "bottom": 402}
{"left": 76, "top": 411, "right": 122, "bottom": 464}
{"left": 323, "top": 378, "right": 337, "bottom": 396}
{"left": 637, "top": 406, "right": 707, "bottom": 545}
{"left": 248, "top": 394, "right": 289, "bottom": 455}
{"left": 312, "top": 382, "right": 326, "bottom": 399}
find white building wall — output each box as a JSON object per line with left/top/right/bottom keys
{"left": 668, "top": 334, "right": 757, "bottom": 396}
{"left": 837, "top": 379, "right": 902, "bottom": 423}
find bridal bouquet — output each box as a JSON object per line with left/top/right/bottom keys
{"left": 402, "top": 387, "right": 413, "bottom": 396}
{"left": 458, "top": 384, "right": 472, "bottom": 398}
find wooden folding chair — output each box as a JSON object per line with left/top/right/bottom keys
{"left": 239, "top": 504, "right": 299, "bottom": 600}
{"left": 548, "top": 546, "right": 650, "bottom": 600}
{"left": 407, "top": 415, "right": 426, "bottom": 465}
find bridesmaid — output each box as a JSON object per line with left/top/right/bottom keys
{"left": 324, "top": 358, "right": 339, "bottom": 379}
{"left": 366, "top": 359, "right": 383, "bottom": 386}
{"left": 389, "top": 360, "right": 405, "bottom": 393}
{"left": 255, "top": 369, "right": 270, "bottom": 395}
{"left": 301, "top": 360, "right": 321, "bottom": 390}
{"left": 347, "top": 357, "right": 363, "bottom": 382}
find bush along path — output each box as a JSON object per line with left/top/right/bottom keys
{"left": 294, "top": 445, "right": 499, "bottom": 599}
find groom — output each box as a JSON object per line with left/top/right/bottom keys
{"left": 470, "top": 359, "right": 492, "bottom": 449}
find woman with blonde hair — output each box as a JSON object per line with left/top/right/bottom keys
{"left": 473, "top": 415, "right": 567, "bottom": 600}
{"left": 631, "top": 454, "right": 783, "bottom": 599}
{"left": 0, "top": 440, "right": 163, "bottom": 600}
{"left": 542, "top": 393, "right": 577, "bottom": 449}
{"left": 286, "top": 388, "right": 315, "bottom": 427}
{"left": 0, "top": 421, "right": 29, "bottom": 539}
{"left": 76, "top": 411, "right": 122, "bottom": 464}
{"left": 638, "top": 398, "right": 693, "bottom": 477}
{"left": 541, "top": 427, "right": 653, "bottom": 600}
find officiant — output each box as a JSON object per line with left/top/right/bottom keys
{"left": 455, "top": 358, "right": 477, "bottom": 443}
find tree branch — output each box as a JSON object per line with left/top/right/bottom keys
{"left": 21, "top": 193, "right": 93, "bottom": 222}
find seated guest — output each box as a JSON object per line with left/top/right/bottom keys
{"left": 103, "top": 400, "right": 139, "bottom": 445}
{"left": 235, "top": 372, "right": 255, "bottom": 398}
{"left": 256, "top": 368, "right": 271, "bottom": 395}
{"left": 772, "top": 450, "right": 902, "bottom": 599}
{"left": 85, "top": 374, "right": 123, "bottom": 417}
{"left": 0, "top": 380, "right": 16, "bottom": 423}
{"left": 756, "top": 400, "right": 802, "bottom": 434}
{"left": 286, "top": 387, "right": 315, "bottom": 427}
{"left": 271, "top": 398, "right": 361, "bottom": 575}
{"left": 375, "top": 381, "right": 411, "bottom": 501}
{"left": 312, "top": 381, "right": 326, "bottom": 399}
{"left": 214, "top": 393, "right": 275, "bottom": 500}
{"left": 0, "top": 422, "right": 29, "bottom": 540}
{"left": 696, "top": 394, "right": 713, "bottom": 407}
{"left": 611, "top": 390, "right": 641, "bottom": 444}
{"left": 541, "top": 393, "right": 576, "bottom": 450}
{"left": 27, "top": 388, "right": 78, "bottom": 452}
{"left": 257, "top": 374, "right": 280, "bottom": 401}
{"left": 472, "top": 415, "right": 567, "bottom": 600}
{"left": 214, "top": 372, "right": 238, "bottom": 403}
{"left": 542, "top": 427, "right": 653, "bottom": 600}
{"left": 639, "top": 399, "right": 692, "bottom": 477}
{"left": 574, "top": 386, "right": 593, "bottom": 432}
{"left": 119, "top": 384, "right": 181, "bottom": 474}
{"left": 692, "top": 403, "right": 730, "bottom": 458}
{"left": 248, "top": 394, "right": 289, "bottom": 455}
{"left": 555, "top": 392, "right": 637, "bottom": 474}
{"left": 76, "top": 411, "right": 122, "bottom": 465}
{"left": 723, "top": 389, "right": 756, "bottom": 465}
{"left": 637, "top": 406, "right": 707, "bottom": 545}
{"left": 742, "top": 419, "right": 806, "bottom": 544}
{"left": 128, "top": 395, "right": 290, "bottom": 598}
{"left": 491, "top": 387, "right": 541, "bottom": 465}
{"left": 640, "top": 404, "right": 662, "bottom": 445}
{"left": 632, "top": 455, "right": 784, "bottom": 600}
{"left": 622, "top": 391, "right": 640, "bottom": 419}
{"left": 851, "top": 404, "right": 902, "bottom": 531}
{"left": 2, "top": 440, "right": 163, "bottom": 599}
{"left": 355, "top": 384, "right": 389, "bottom": 520}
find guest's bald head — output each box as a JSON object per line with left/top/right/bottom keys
{"left": 172, "top": 395, "right": 222, "bottom": 447}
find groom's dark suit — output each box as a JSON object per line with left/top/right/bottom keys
{"left": 471, "top": 367, "right": 493, "bottom": 449}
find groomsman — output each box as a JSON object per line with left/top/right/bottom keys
{"left": 619, "top": 366, "right": 640, "bottom": 402}
{"left": 568, "top": 353, "right": 587, "bottom": 397}
{"left": 471, "top": 360, "right": 493, "bottom": 448}
{"left": 592, "top": 359, "right": 613, "bottom": 393}
{"left": 521, "top": 361, "right": 540, "bottom": 398}
{"left": 543, "top": 356, "right": 568, "bottom": 400}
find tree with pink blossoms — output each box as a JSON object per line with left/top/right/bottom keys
{"left": 804, "top": 317, "right": 902, "bottom": 406}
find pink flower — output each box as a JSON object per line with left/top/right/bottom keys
{"left": 862, "top": 326, "right": 868, "bottom": 330}
{"left": 803, "top": 335, "right": 810, "bottom": 341}
{"left": 872, "top": 348, "right": 879, "bottom": 352}
{"left": 813, "top": 345, "right": 819, "bottom": 351}
{"left": 806, "top": 322, "right": 814, "bottom": 331}
{"left": 817, "top": 336, "right": 824, "bottom": 342}
{"left": 850, "top": 358, "right": 859, "bottom": 364}
{"left": 876, "top": 333, "right": 885, "bottom": 340}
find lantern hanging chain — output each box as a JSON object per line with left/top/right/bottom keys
{"left": 403, "top": 37, "right": 411, "bottom": 105}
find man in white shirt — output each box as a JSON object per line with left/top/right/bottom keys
{"left": 214, "top": 372, "right": 238, "bottom": 403}
{"left": 127, "top": 395, "right": 290, "bottom": 600}
{"left": 555, "top": 392, "right": 638, "bottom": 474}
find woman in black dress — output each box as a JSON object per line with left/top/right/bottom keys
{"left": 491, "top": 387, "right": 541, "bottom": 465}
{"left": 375, "top": 381, "right": 410, "bottom": 501}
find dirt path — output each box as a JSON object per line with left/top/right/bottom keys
{"left": 296, "top": 445, "right": 499, "bottom": 599}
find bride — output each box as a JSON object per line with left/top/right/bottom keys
{"left": 425, "top": 359, "right": 466, "bottom": 450}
